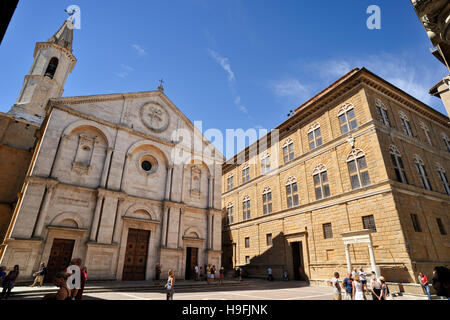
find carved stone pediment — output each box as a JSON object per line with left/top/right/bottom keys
{"left": 140, "top": 102, "right": 170, "bottom": 133}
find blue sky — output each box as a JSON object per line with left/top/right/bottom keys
{"left": 0, "top": 0, "right": 448, "bottom": 156}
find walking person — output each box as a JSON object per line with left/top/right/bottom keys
{"left": 211, "top": 265, "right": 216, "bottom": 283}
{"left": 164, "top": 269, "right": 175, "bottom": 300}
{"left": 330, "top": 272, "right": 342, "bottom": 300}
{"left": 206, "top": 265, "right": 211, "bottom": 284}
{"left": 342, "top": 273, "right": 353, "bottom": 300}
{"left": 267, "top": 267, "right": 273, "bottom": 281}
{"left": 418, "top": 272, "right": 432, "bottom": 300}
{"left": 75, "top": 266, "right": 87, "bottom": 300}
{"left": 239, "top": 267, "right": 243, "bottom": 281}
{"left": 219, "top": 266, "right": 225, "bottom": 285}
{"left": 194, "top": 265, "right": 199, "bottom": 281}
{"left": 359, "top": 268, "right": 367, "bottom": 295}
{"left": 370, "top": 271, "right": 381, "bottom": 300}
{"left": 352, "top": 274, "right": 365, "bottom": 300}
{"left": 1, "top": 265, "right": 19, "bottom": 300}
{"left": 30, "top": 262, "right": 47, "bottom": 287}
{"left": 0, "top": 266, "right": 7, "bottom": 287}
{"left": 379, "top": 276, "right": 389, "bottom": 300}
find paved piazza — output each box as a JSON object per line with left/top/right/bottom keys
{"left": 11, "top": 281, "right": 427, "bottom": 300}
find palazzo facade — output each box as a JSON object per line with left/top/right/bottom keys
{"left": 222, "top": 68, "right": 450, "bottom": 284}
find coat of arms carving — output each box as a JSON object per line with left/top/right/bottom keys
{"left": 140, "top": 102, "right": 170, "bottom": 132}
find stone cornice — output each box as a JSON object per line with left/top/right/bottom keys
{"left": 0, "top": 112, "right": 41, "bottom": 128}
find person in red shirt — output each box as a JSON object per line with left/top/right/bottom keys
{"left": 418, "top": 272, "right": 432, "bottom": 300}
{"left": 75, "top": 266, "right": 87, "bottom": 300}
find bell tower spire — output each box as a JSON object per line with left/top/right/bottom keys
{"left": 8, "top": 19, "right": 77, "bottom": 124}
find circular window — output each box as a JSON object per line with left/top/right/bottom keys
{"left": 141, "top": 161, "right": 152, "bottom": 172}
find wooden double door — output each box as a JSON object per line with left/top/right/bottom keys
{"left": 122, "top": 228, "right": 151, "bottom": 281}
{"left": 46, "top": 239, "right": 75, "bottom": 283}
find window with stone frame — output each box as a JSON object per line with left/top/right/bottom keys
{"left": 190, "top": 166, "right": 202, "bottom": 195}
{"left": 245, "top": 237, "right": 250, "bottom": 248}
{"left": 313, "top": 164, "right": 331, "bottom": 200}
{"left": 442, "top": 133, "right": 450, "bottom": 153}
{"left": 419, "top": 122, "right": 433, "bottom": 146}
{"left": 323, "top": 223, "right": 333, "bottom": 239}
{"left": 399, "top": 111, "right": 413, "bottom": 137}
{"left": 72, "top": 134, "right": 96, "bottom": 175}
{"left": 389, "top": 145, "right": 409, "bottom": 184}
{"left": 308, "top": 122, "right": 322, "bottom": 151}
{"left": 227, "top": 174, "right": 234, "bottom": 191}
{"left": 286, "top": 176, "right": 299, "bottom": 208}
{"left": 266, "top": 233, "right": 273, "bottom": 246}
{"left": 436, "top": 163, "right": 450, "bottom": 196}
{"left": 283, "top": 138, "right": 295, "bottom": 164}
{"left": 347, "top": 149, "right": 371, "bottom": 189}
{"left": 261, "top": 153, "right": 271, "bottom": 175}
{"left": 242, "top": 196, "right": 251, "bottom": 221}
{"left": 262, "top": 187, "right": 273, "bottom": 215}
{"left": 226, "top": 203, "right": 234, "bottom": 225}
{"left": 410, "top": 214, "right": 422, "bottom": 232}
{"left": 242, "top": 165, "right": 250, "bottom": 184}
{"left": 362, "top": 215, "right": 377, "bottom": 233}
{"left": 436, "top": 218, "right": 447, "bottom": 235}
{"left": 338, "top": 103, "right": 358, "bottom": 134}
{"left": 414, "top": 155, "right": 432, "bottom": 191}
{"left": 375, "top": 99, "right": 391, "bottom": 127}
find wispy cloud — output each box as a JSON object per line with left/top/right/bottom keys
{"left": 311, "top": 54, "right": 444, "bottom": 105}
{"left": 208, "top": 49, "right": 235, "bottom": 82}
{"left": 116, "top": 64, "right": 135, "bottom": 79}
{"left": 132, "top": 44, "right": 147, "bottom": 56}
{"left": 271, "top": 78, "right": 310, "bottom": 102}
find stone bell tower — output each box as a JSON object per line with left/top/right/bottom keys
{"left": 8, "top": 20, "right": 77, "bottom": 124}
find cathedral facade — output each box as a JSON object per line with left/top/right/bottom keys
{"left": 0, "top": 20, "right": 223, "bottom": 282}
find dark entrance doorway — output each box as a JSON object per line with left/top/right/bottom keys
{"left": 291, "top": 241, "right": 306, "bottom": 281}
{"left": 45, "top": 239, "right": 75, "bottom": 283}
{"left": 122, "top": 228, "right": 150, "bottom": 281}
{"left": 185, "top": 247, "right": 198, "bottom": 280}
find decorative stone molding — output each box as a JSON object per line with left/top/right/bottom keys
{"left": 399, "top": 110, "right": 409, "bottom": 121}
{"left": 375, "top": 98, "right": 387, "bottom": 110}
{"left": 282, "top": 138, "right": 294, "bottom": 148}
{"left": 312, "top": 163, "right": 327, "bottom": 175}
{"left": 413, "top": 154, "right": 425, "bottom": 165}
{"left": 307, "top": 122, "right": 320, "bottom": 133}
{"left": 286, "top": 176, "right": 297, "bottom": 185}
{"left": 140, "top": 101, "right": 170, "bottom": 133}
{"left": 346, "top": 135, "right": 355, "bottom": 148}
{"left": 262, "top": 186, "right": 271, "bottom": 194}
{"left": 338, "top": 102, "right": 355, "bottom": 116}
{"left": 346, "top": 148, "right": 365, "bottom": 161}
{"left": 389, "top": 145, "right": 401, "bottom": 156}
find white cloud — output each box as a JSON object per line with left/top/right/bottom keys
{"left": 132, "top": 44, "right": 147, "bottom": 56}
{"left": 272, "top": 79, "right": 309, "bottom": 101}
{"left": 121, "top": 64, "right": 134, "bottom": 72}
{"left": 116, "top": 64, "right": 135, "bottom": 79}
{"left": 208, "top": 49, "right": 235, "bottom": 82}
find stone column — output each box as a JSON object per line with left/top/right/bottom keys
{"left": 90, "top": 192, "right": 104, "bottom": 242}
{"left": 208, "top": 175, "right": 214, "bottom": 208}
{"left": 112, "top": 197, "right": 125, "bottom": 243}
{"left": 120, "top": 153, "right": 131, "bottom": 192}
{"left": 207, "top": 212, "right": 212, "bottom": 250}
{"left": 344, "top": 244, "right": 352, "bottom": 274}
{"left": 180, "top": 165, "right": 186, "bottom": 203}
{"left": 177, "top": 208, "right": 185, "bottom": 248}
{"left": 100, "top": 148, "right": 113, "bottom": 188}
{"left": 49, "top": 134, "right": 69, "bottom": 177}
{"left": 165, "top": 165, "right": 174, "bottom": 200}
{"left": 367, "top": 242, "right": 379, "bottom": 277}
{"left": 33, "top": 182, "right": 57, "bottom": 238}
{"left": 160, "top": 206, "right": 169, "bottom": 247}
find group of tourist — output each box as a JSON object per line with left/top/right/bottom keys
{"left": 191, "top": 264, "right": 225, "bottom": 284}
{"left": 330, "top": 266, "right": 450, "bottom": 300}
{"left": 0, "top": 258, "right": 88, "bottom": 300}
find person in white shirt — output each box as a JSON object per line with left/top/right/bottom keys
{"left": 359, "top": 268, "right": 367, "bottom": 295}
{"left": 194, "top": 265, "right": 199, "bottom": 281}
{"left": 330, "top": 272, "right": 342, "bottom": 300}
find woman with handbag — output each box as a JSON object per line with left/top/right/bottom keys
{"left": 379, "top": 276, "right": 390, "bottom": 300}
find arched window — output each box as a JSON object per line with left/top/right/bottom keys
{"left": 261, "top": 153, "right": 271, "bottom": 175}
{"left": 414, "top": 155, "right": 432, "bottom": 191}
{"left": 45, "top": 57, "right": 59, "bottom": 79}
{"left": 313, "top": 164, "right": 330, "bottom": 200}
{"left": 389, "top": 145, "right": 408, "bottom": 184}
{"left": 286, "top": 176, "right": 299, "bottom": 208}
{"left": 242, "top": 164, "right": 250, "bottom": 184}
{"left": 399, "top": 111, "right": 413, "bottom": 137}
{"left": 442, "top": 133, "right": 450, "bottom": 153}
{"left": 338, "top": 103, "right": 358, "bottom": 134}
{"left": 419, "top": 122, "right": 432, "bottom": 146}
{"left": 375, "top": 99, "right": 391, "bottom": 127}
{"left": 226, "top": 202, "right": 234, "bottom": 224}
{"left": 347, "top": 149, "right": 371, "bottom": 189}
{"left": 283, "top": 138, "right": 295, "bottom": 164}
{"left": 262, "top": 187, "right": 273, "bottom": 215}
{"left": 308, "top": 122, "right": 322, "bottom": 150}
{"left": 435, "top": 163, "right": 450, "bottom": 195}
{"left": 242, "top": 196, "right": 251, "bottom": 221}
